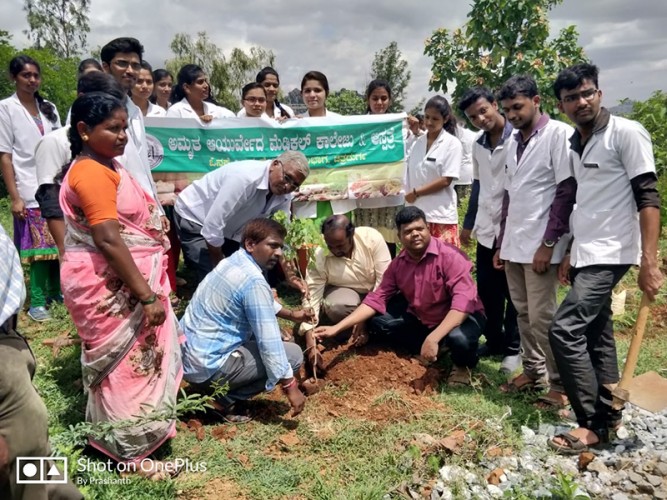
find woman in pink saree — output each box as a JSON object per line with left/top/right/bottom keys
{"left": 59, "top": 93, "right": 182, "bottom": 463}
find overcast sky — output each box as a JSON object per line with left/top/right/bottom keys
{"left": 2, "top": 0, "right": 665, "bottom": 110}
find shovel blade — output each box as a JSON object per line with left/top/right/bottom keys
{"left": 623, "top": 371, "right": 667, "bottom": 414}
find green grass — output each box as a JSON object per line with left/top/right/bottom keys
{"left": 5, "top": 195, "right": 667, "bottom": 499}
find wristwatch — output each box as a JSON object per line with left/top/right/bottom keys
{"left": 543, "top": 239, "right": 556, "bottom": 248}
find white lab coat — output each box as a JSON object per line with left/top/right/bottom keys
{"left": 405, "top": 128, "right": 462, "bottom": 225}
{"left": 570, "top": 115, "right": 656, "bottom": 268}
{"left": 454, "top": 124, "right": 477, "bottom": 186}
{"left": 0, "top": 93, "right": 61, "bottom": 207}
{"left": 500, "top": 118, "right": 574, "bottom": 264}
{"left": 237, "top": 102, "right": 294, "bottom": 119}
{"left": 167, "top": 98, "right": 235, "bottom": 124}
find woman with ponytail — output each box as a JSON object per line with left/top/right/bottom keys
{"left": 167, "top": 64, "right": 234, "bottom": 124}
{"left": 404, "top": 95, "right": 463, "bottom": 247}
{"left": 237, "top": 67, "right": 294, "bottom": 120}
{"left": 59, "top": 93, "right": 182, "bottom": 467}
{"left": 0, "top": 55, "right": 61, "bottom": 322}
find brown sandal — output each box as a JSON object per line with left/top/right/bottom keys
{"left": 500, "top": 373, "right": 547, "bottom": 393}
{"left": 447, "top": 366, "right": 472, "bottom": 387}
{"left": 535, "top": 392, "right": 569, "bottom": 410}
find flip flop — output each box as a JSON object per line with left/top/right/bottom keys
{"left": 500, "top": 373, "right": 547, "bottom": 393}
{"left": 548, "top": 430, "right": 604, "bottom": 456}
{"left": 209, "top": 404, "right": 253, "bottom": 424}
{"left": 535, "top": 393, "right": 569, "bottom": 410}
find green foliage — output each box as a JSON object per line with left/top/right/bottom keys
{"left": 0, "top": 31, "right": 78, "bottom": 124}
{"left": 424, "top": 0, "right": 587, "bottom": 116}
{"left": 165, "top": 32, "right": 275, "bottom": 112}
{"left": 626, "top": 91, "right": 667, "bottom": 224}
{"left": 627, "top": 91, "right": 667, "bottom": 173}
{"left": 272, "top": 210, "right": 324, "bottom": 263}
{"left": 370, "top": 41, "right": 411, "bottom": 112}
{"left": 326, "top": 88, "right": 366, "bottom": 115}
{"left": 550, "top": 471, "right": 589, "bottom": 499}
{"left": 23, "top": 0, "right": 90, "bottom": 58}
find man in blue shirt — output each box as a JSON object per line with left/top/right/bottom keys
{"left": 181, "top": 218, "right": 306, "bottom": 421}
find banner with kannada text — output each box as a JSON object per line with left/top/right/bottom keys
{"left": 145, "top": 114, "right": 406, "bottom": 203}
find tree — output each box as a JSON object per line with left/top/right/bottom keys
{"left": 370, "top": 41, "right": 411, "bottom": 112}
{"left": 326, "top": 89, "right": 366, "bottom": 115}
{"left": 23, "top": 0, "right": 90, "bottom": 58}
{"left": 165, "top": 32, "right": 275, "bottom": 112}
{"left": 627, "top": 91, "right": 667, "bottom": 224}
{"left": 424, "top": 0, "right": 587, "bottom": 115}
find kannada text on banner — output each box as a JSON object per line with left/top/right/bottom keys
{"left": 145, "top": 114, "right": 406, "bottom": 203}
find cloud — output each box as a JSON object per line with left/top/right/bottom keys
{"left": 1, "top": 0, "right": 664, "bottom": 110}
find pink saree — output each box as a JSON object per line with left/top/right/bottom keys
{"left": 60, "top": 159, "right": 183, "bottom": 462}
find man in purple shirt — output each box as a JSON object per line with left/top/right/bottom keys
{"left": 314, "top": 207, "right": 485, "bottom": 385}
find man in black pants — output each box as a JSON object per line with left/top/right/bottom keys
{"left": 458, "top": 87, "right": 521, "bottom": 374}
{"left": 314, "top": 207, "right": 486, "bottom": 386}
{"left": 548, "top": 63, "right": 663, "bottom": 454}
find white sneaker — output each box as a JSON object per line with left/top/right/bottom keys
{"left": 499, "top": 354, "right": 521, "bottom": 375}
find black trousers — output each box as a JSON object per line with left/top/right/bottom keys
{"left": 174, "top": 211, "right": 240, "bottom": 284}
{"left": 476, "top": 242, "right": 520, "bottom": 356}
{"left": 549, "top": 264, "right": 630, "bottom": 430}
{"left": 368, "top": 294, "right": 484, "bottom": 368}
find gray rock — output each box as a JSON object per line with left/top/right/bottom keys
{"left": 611, "top": 493, "right": 630, "bottom": 500}
{"left": 585, "top": 482, "right": 603, "bottom": 495}
{"left": 616, "top": 426, "right": 630, "bottom": 439}
{"left": 521, "top": 425, "right": 536, "bottom": 443}
{"left": 440, "top": 490, "right": 453, "bottom": 500}
{"left": 655, "top": 462, "right": 667, "bottom": 476}
{"left": 637, "top": 481, "right": 655, "bottom": 495}
{"left": 654, "top": 489, "right": 667, "bottom": 499}
{"left": 588, "top": 460, "right": 610, "bottom": 475}
{"left": 486, "top": 484, "right": 503, "bottom": 499}
{"left": 615, "top": 445, "right": 627, "bottom": 454}
{"left": 537, "top": 424, "right": 556, "bottom": 436}
{"left": 621, "top": 480, "right": 637, "bottom": 493}
{"left": 629, "top": 471, "right": 644, "bottom": 483}
{"left": 647, "top": 474, "right": 664, "bottom": 487}
{"left": 464, "top": 471, "right": 477, "bottom": 484}
{"left": 439, "top": 465, "right": 464, "bottom": 483}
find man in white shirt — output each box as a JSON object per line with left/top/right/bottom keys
{"left": 174, "top": 151, "right": 310, "bottom": 283}
{"left": 548, "top": 64, "right": 663, "bottom": 454}
{"left": 494, "top": 75, "right": 574, "bottom": 408}
{"left": 100, "top": 37, "right": 165, "bottom": 222}
{"left": 458, "top": 87, "right": 520, "bottom": 375}
{"left": 300, "top": 215, "right": 391, "bottom": 367}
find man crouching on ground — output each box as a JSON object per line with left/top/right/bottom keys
{"left": 314, "top": 206, "right": 486, "bottom": 386}
{"left": 180, "top": 218, "right": 306, "bottom": 422}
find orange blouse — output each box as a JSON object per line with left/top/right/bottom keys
{"left": 67, "top": 158, "right": 121, "bottom": 226}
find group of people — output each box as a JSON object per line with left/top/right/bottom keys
{"left": 0, "top": 30, "right": 662, "bottom": 499}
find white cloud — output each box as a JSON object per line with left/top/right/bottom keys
{"left": 1, "top": 0, "right": 664, "bottom": 110}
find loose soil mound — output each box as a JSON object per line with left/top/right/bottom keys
{"left": 299, "top": 343, "right": 448, "bottom": 425}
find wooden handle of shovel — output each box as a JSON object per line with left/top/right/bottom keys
{"left": 617, "top": 293, "right": 651, "bottom": 391}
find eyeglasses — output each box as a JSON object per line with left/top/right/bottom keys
{"left": 561, "top": 88, "right": 599, "bottom": 104}
{"left": 112, "top": 59, "right": 141, "bottom": 72}
{"left": 244, "top": 97, "right": 267, "bottom": 104}
{"left": 277, "top": 160, "right": 301, "bottom": 191}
